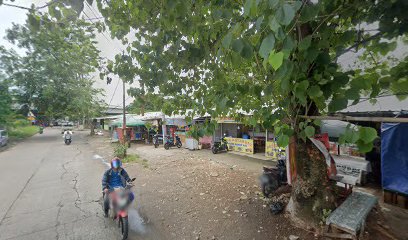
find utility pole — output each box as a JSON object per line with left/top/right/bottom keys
{"left": 122, "top": 79, "right": 127, "bottom": 145}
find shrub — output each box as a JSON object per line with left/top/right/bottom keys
{"left": 114, "top": 143, "right": 127, "bottom": 158}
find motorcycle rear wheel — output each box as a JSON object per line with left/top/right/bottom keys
{"left": 120, "top": 216, "right": 129, "bottom": 240}
{"left": 154, "top": 143, "right": 158, "bottom": 148}
{"left": 164, "top": 143, "right": 170, "bottom": 150}
{"left": 177, "top": 142, "right": 182, "bottom": 148}
{"left": 212, "top": 146, "right": 218, "bottom": 154}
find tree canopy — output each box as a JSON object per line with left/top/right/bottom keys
{"left": 92, "top": 0, "right": 408, "bottom": 152}
{"left": 0, "top": 4, "right": 105, "bottom": 121}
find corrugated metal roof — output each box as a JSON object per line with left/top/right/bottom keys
{"left": 339, "top": 95, "right": 408, "bottom": 114}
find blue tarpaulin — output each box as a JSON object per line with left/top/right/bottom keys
{"left": 381, "top": 123, "right": 408, "bottom": 195}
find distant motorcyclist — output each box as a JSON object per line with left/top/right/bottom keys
{"left": 63, "top": 130, "right": 72, "bottom": 139}
{"left": 102, "top": 157, "right": 135, "bottom": 217}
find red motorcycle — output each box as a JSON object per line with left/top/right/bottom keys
{"left": 106, "top": 178, "right": 136, "bottom": 240}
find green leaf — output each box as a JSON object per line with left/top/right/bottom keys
{"left": 244, "top": 0, "right": 258, "bottom": 17}
{"left": 241, "top": 41, "right": 254, "bottom": 59}
{"left": 313, "top": 119, "right": 322, "bottom": 127}
{"left": 277, "top": 134, "right": 289, "bottom": 147}
{"left": 274, "top": 126, "right": 281, "bottom": 134}
{"left": 300, "top": 4, "right": 320, "bottom": 22}
{"left": 357, "top": 140, "right": 374, "bottom": 153}
{"left": 334, "top": 73, "right": 350, "bottom": 85}
{"left": 276, "top": 4, "right": 295, "bottom": 26}
{"left": 259, "top": 34, "right": 275, "bottom": 59}
{"left": 328, "top": 97, "right": 348, "bottom": 112}
{"left": 305, "top": 126, "right": 315, "bottom": 138}
{"left": 231, "top": 39, "right": 244, "bottom": 53}
{"left": 293, "top": 1, "right": 302, "bottom": 11}
{"left": 255, "top": 16, "right": 264, "bottom": 31}
{"left": 269, "top": 0, "right": 279, "bottom": 9}
{"left": 283, "top": 36, "right": 295, "bottom": 51}
{"left": 341, "top": 126, "right": 359, "bottom": 144}
{"left": 345, "top": 88, "right": 360, "bottom": 100}
{"left": 244, "top": 0, "right": 252, "bottom": 16}
{"left": 359, "top": 127, "right": 378, "bottom": 144}
{"left": 268, "top": 17, "right": 280, "bottom": 32}
{"left": 222, "top": 32, "right": 233, "bottom": 49}
{"left": 298, "top": 36, "right": 312, "bottom": 51}
{"left": 268, "top": 51, "right": 284, "bottom": 70}
{"left": 294, "top": 80, "right": 309, "bottom": 104}
{"left": 308, "top": 85, "right": 323, "bottom": 98}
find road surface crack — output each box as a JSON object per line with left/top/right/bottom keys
{"left": 55, "top": 201, "right": 63, "bottom": 240}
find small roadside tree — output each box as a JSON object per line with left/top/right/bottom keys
{"left": 0, "top": 5, "right": 105, "bottom": 123}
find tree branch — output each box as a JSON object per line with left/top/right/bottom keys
{"left": 2, "top": 0, "right": 59, "bottom": 11}
{"left": 336, "top": 32, "right": 382, "bottom": 58}
{"left": 2, "top": 3, "right": 32, "bottom": 10}
{"left": 36, "top": 0, "right": 60, "bottom": 10}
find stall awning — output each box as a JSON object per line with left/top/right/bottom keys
{"left": 111, "top": 116, "right": 145, "bottom": 127}
{"left": 216, "top": 117, "right": 242, "bottom": 124}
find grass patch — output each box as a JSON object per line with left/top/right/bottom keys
{"left": 9, "top": 125, "right": 39, "bottom": 139}
{"left": 123, "top": 154, "right": 149, "bottom": 168}
{"left": 123, "top": 154, "right": 140, "bottom": 163}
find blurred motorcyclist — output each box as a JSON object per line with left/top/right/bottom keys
{"left": 101, "top": 157, "right": 135, "bottom": 217}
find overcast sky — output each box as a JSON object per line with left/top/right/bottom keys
{"left": 2, "top": 1, "right": 407, "bottom": 111}
{"left": 0, "top": 0, "right": 137, "bottom": 108}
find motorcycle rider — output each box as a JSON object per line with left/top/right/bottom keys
{"left": 63, "top": 129, "right": 72, "bottom": 139}
{"left": 102, "top": 157, "right": 135, "bottom": 217}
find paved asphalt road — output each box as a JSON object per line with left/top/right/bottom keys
{"left": 0, "top": 128, "right": 152, "bottom": 240}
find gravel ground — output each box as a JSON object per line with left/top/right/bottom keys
{"left": 89, "top": 134, "right": 316, "bottom": 240}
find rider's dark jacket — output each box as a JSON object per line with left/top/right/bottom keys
{"left": 102, "top": 168, "right": 130, "bottom": 190}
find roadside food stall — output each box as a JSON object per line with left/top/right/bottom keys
{"left": 215, "top": 117, "right": 278, "bottom": 156}
{"left": 110, "top": 115, "right": 146, "bottom": 142}
{"left": 166, "top": 116, "right": 187, "bottom": 141}
{"left": 190, "top": 115, "right": 213, "bottom": 149}
{"left": 320, "top": 120, "right": 372, "bottom": 185}
{"left": 139, "top": 112, "right": 164, "bottom": 144}
{"left": 215, "top": 117, "right": 254, "bottom": 154}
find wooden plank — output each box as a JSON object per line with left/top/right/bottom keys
{"left": 300, "top": 115, "right": 408, "bottom": 123}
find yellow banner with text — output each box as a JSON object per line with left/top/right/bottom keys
{"left": 225, "top": 137, "right": 254, "bottom": 154}
{"left": 265, "top": 141, "right": 286, "bottom": 159}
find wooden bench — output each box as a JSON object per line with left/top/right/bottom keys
{"left": 323, "top": 191, "right": 378, "bottom": 240}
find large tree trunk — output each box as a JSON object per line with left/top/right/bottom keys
{"left": 90, "top": 119, "right": 96, "bottom": 136}
{"left": 287, "top": 138, "right": 336, "bottom": 227}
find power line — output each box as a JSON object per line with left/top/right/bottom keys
{"left": 83, "top": 2, "right": 124, "bottom": 53}
{"left": 107, "top": 78, "right": 121, "bottom": 107}
{"left": 84, "top": 1, "right": 103, "bottom": 19}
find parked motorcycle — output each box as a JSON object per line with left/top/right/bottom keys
{"left": 212, "top": 134, "right": 229, "bottom": 154}
{"left": 164, "top": 135, "right": 182, "bottom": 150}
{"left": 106, "top": 178, "right": 136, "bottom": 240}
{"left": 64, "top": 133, "right": 72, "bottom": 145}
{"left": 259, "top": 152, "right": 287, "bottom": 198}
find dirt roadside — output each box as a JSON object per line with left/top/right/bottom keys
{"left": 88, "top": 134, "right": 316, "bottom": 240}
